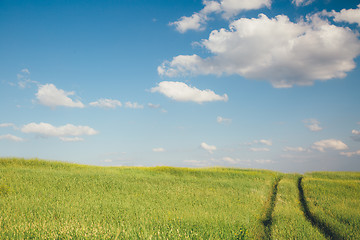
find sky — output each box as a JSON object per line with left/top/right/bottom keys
{"left": 1, "top": 0, "right": 360, "bottom": 173}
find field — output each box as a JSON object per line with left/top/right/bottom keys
{"left": 0, "top": 158, "right": 359, "bottom": 239}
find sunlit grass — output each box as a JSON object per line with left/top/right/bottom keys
{"left": 0, "top": 158, "right": 278, "bottom": 239}
{"left": 302, "top": 172, "right": 360, "bottom": 239}
{"left": 271, "top": 174, "right": 325, "bottom": 239}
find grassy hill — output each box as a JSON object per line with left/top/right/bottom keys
{"left": 0, "top": 158, "right": 359, "bottom": 239}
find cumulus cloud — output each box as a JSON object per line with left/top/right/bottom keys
{"left": 36, "top": 84, "right": 84, "bottom": 108}
{"left": 160, "top": 13, "right": 360, "bottom": 88}
{"left": 21, "top": 122, "right": 98, "bottom": 140}
{"left": 254, "top": 159, "right": 274, "bottom": 164}
{"left": 153, "top": 147, "right": 165, "bottom": 152}
{"left": 89, "top": 99, "right": 122, "bottom": 109}
{"left": 0, "top": 134, "right": 24, "bottom": 142}
{"left": 249, "top": 147, "right": 270, "bottom": 152}
{"left": 312, "top": 139, "right": 348, "bottom": 152}
{"left": 125, "top": 102, "right": 144, "bottom": 109}
{"left": 323, "top": 4, "right": 360, "bottom": 26}
{"left": 340, "top": 150, "right": 360, "bottom": 157}
{"left": 217, "top": 116, "right": 232, "bottom": 124}
{"left": 170, "top": 0, "right": 270, "bottom": 32}
{"left": 304, "top": 119, "right": 322, "bottom": 132}
{"left": 201, "top": 142, "right": 217, "bottom": 154}
{"left": 292, "top": 0, "right": 314, "bottom": 7}
{"left": 151, "top": 81, "right": 228, "bottom": 104}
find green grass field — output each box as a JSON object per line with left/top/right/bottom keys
{"left": 0, "top": 158, "right": 359, "bottom": 239}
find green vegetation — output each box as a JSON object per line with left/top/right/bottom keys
{"left": 302, "top": 172, "right": 360, "bottom": 240}
{"left": 271, "top": 175, "right": 325, "bottom": 239}
{"left": 0, "top": 158, "right": 359, "bottom": 239}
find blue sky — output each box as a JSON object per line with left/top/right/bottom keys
{"left": 1, "top": 0, "right": 360, "bottom": 172}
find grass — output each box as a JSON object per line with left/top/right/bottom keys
{"left": 271, "top": 174, "right": 325, "bottom": 239}
{"left": 0, "top": 158, "right": 278, "bottom": 239}
{"left": 0, "top": 158, "right": 359, "bottom": 239}
{"left": 302, "top": 172, "right": 360, "bottom": 240}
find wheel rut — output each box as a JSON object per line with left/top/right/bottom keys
{"left": 261, "top": 176, "right": 282, "bottom": 240}
{"left": 297, "top": 176, "right": 344, "bottom": 240}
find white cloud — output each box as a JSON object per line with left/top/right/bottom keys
{"left": 0, "top": 134, "right": 24, "bottom": 142}
{"left": 0, "top": 123, "right": 16, "bottom": 129}
{"left": 170, "top": 0, "right": 270, "bottom": 32}
{"left": 151, "top": 81, "right": 228, "bottom": 104}
{"left": 312, "top": 139, "right": 348, "bottom": 152}
{"left": 125, "top": 102, "right": 144, "bottom": 109}
{"left": 153, "top": 147, "right": 165, "bottom": 152}
{"left": 160, "top": 13, "right": 360, "bottom": 88}
{"left": 148, "top": 103, "right": 161, "bottom": 109}
{"left": 304, "top": 119, "right": 322, "bottom": 132}
{"left": 21, "top": 122, "right": 98, "bottom": 140}
{"left": 89, "top": 99, "right": 122, "bottom": 109}
{"left": 292, "top": 0, "right": 314, "bottom": 7}
{"left": 59, "top": 137, "right": 84, "bottom": 142}
{"left": 323, "top": 4, "right": 360, "bottom": 26}
{"left": 340, "top": 150, "right": 360, "bottom": 157}
{"left": 254, "top": 139, "right": 272, "bottom": 146}
{"left": 283, "top": 146, "right": 308, "bottom": 152}
{"left": 21, "top": 68, "right": 30, "bottom": 74}
{"left": 201, "top": 142, "right": 217, "bottom": 154}
{"left": 16, "top": 68, "right": 37, "bottom": 88}
{"left": 249, "top": 147, "right": 270, "bottom": 152}
{"left": 352, "top": 129, "right": 360, "bottom": 135}
{"left": 217, "top": 116, "right": 232, "bottom": 124}
{"left": 36, "top": 84, "right": 84, "bottom": 108}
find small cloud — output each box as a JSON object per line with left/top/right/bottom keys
{"left": 148, "top": 103, "right": 161, "bottom": 109}
{"left": 0, "top": 123, "right": 17, "bottom": 129}
{"left": 16, "top": 68, "right": 37, "bottom": 88}
{"left": 323, "top": 4, "right": 360, "bottom": 26}
{"left": 125, "top": 102, "right": 144, "bottom": 109}
{"left": 201, "top": 142, "right": 217, "bottom": 154}
{"left": 283, "top": 146, "right": 308, "bottom": 152}
{"left": 0, "top": 134, "right": 24, "bottom": 142}
{"left": 254, "top": 139, "right": 272, "bottom": 146}
{"left": 89, "top": 99, "right": 122, "bottom": 109}
{"left": 352, "top": 129, "right": 360, "bottom": 135}
{"left": 21, "top": 68, "right": 30, "bottom": 74}
{"left": 36, "top": 84, "right": 84, "bottom": 108}
{"left": 104, "top": 159, "right": 113, "bottom": 163}
{"left": 153, "top": 147, "right": 165, "bottom": 152}
{"left": 151, "top": 81, "right": 228, "bottom": 104}
{"left": 249, "top": 147, "right": 270, "bottom": 152}
{"left": 292, "top": 0, "right": 314, "bottom": 7}
{"left": 312, "top": 139, "right": 348, "bottom": 152}
{"left": 21, "top": 122, "right": 98, "bottom": 141}
{"left": 217, "top": 116, "right": 232, "bottom": 124}
{"left": 340, "top": 150, "right": 360, "bottom": 157}
{"left": 59, "top": 137, "right": 84, "bottom": 142}
{"left": 304, "top": 119, "right": 322, "bottom": 132}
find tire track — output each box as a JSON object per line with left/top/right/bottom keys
{"left": 261, "top": 176, "right": 282, "bottom": 240}
{"left": 297, "top": 177, "right": 344, "bottom": 240}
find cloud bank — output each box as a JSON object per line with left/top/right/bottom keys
{"left": 160, "top": 13, "right": 360, "bottom": 88}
